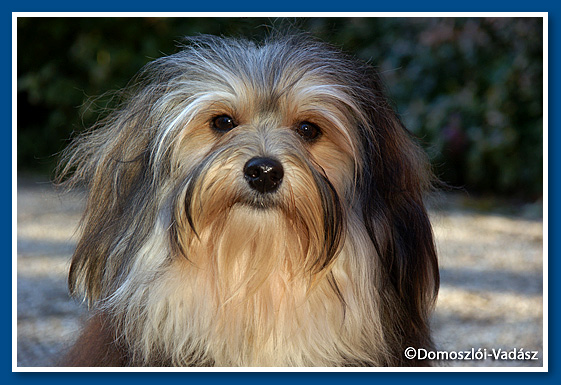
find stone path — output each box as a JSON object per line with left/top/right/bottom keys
{"left": 15, "top": 176, "right": 544, "bottom": 368}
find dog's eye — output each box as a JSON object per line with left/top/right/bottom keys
{"left": 211, "top": 115, "right": 237, "bottom": 132}
{"left": 295, "top": 121, "right": 321, "bottom": 141}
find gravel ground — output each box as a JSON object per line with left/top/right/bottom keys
{"left": 15, "top": 176, "right": 545, "bottom": 369}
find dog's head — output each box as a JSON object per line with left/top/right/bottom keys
{"left": 59, "top": 34, "right": 439, "bottom": 366}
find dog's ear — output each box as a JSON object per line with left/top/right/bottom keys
{"left": 56, "top": 58, "right": 193, "bottom": 304}
{"left": 56, "top": 98, "right": 156, "bottom": 304}
{"left": 357, "top": 72, "right": 439, "bottom": 361}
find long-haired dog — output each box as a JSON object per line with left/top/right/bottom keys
{"left": 58, "top": 34, "right": 439, "bottom": 367}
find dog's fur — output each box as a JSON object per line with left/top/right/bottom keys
{"left": 58, "top": 34, "right": 439, "bottom": 367}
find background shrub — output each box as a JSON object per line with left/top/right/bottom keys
{"left": 17, "top": 17, "right": 543, "bottom": 200}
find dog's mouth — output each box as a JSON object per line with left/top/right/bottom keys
{"left": 240, "top": 192, "right": 282, "bottom": 210}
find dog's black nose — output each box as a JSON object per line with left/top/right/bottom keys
{"left": 243, "top": 157, "right": 284, "bottom": 194}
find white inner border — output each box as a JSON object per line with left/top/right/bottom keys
{"left": 12, "top": 11, "right": 549, "bottom": 373}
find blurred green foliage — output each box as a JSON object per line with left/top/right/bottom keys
{"left": 17, "top": 17, "right": 543, "bottom": 199}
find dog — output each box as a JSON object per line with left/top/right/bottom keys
{"left": 58, "top": 34, "right": 439, "bottom": 367}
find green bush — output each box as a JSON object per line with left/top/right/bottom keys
{"left": 17, "top": 17, "right": 543, "bottom": 199}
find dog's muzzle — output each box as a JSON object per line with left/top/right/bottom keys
{"left": 243, "top": 157, "right": 284, "bottom": 194}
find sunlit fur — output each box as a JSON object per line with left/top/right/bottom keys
{"left": 58, "top": 34, "right": 439, "bottom": 367}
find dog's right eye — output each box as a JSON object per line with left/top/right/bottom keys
{"left": 295, "top": 121, "right": 321, "bottom": 142}
{"left": 211, "top": 115, "right": 237, "bottom": 132}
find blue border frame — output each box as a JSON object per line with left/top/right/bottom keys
{"left": 9, "top": 0, "right": 557, "bottom": 383}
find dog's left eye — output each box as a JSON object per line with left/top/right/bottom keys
{"left": 211, "top": 115, "right": 237, "bottom": 132}
{"left": 295, "top": 121, "right": 321, "bottom": 141}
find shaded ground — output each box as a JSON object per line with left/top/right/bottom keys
{"left": 428, "top": 195, "right": 543, "bottom": 367}
{"left": 15, "top": 176, "right": 544, "bottom": 369}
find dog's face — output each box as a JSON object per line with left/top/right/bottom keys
{"left": 59, "top": 35, "right": 438, "bottom": 366}
{"left": 166, "top": 44, "right": 364, "bottom": 285}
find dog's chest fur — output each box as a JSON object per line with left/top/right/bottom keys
{"left": 112, "top": 208, "right": 385, "bottom": 367}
